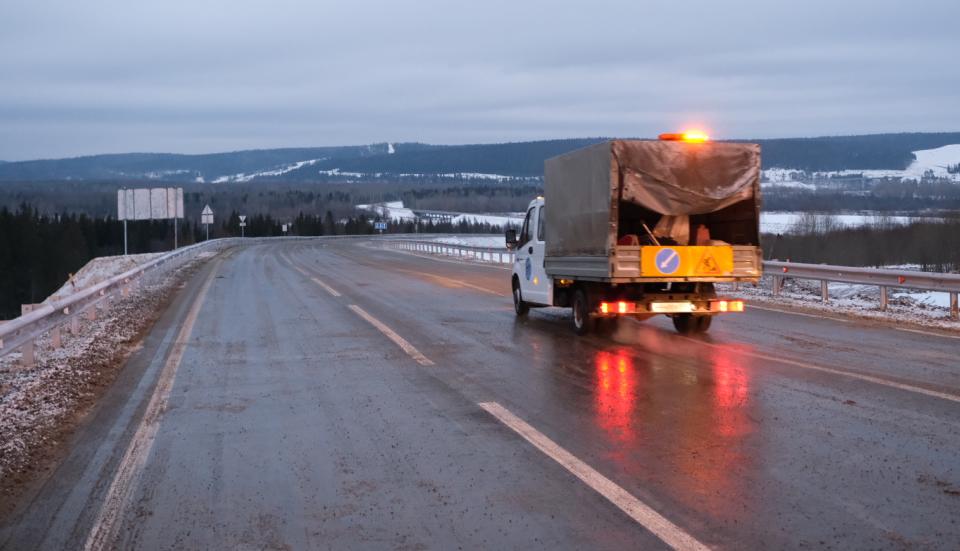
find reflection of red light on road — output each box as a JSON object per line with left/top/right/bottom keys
{"left": 712, "top": 347, "right": 751, "bottom": 437}
{"left": 594, "top": 350, "right": 637, "bottom": 444}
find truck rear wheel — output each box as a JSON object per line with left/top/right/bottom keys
{"left": 672, "top": 314, "right": 712, "bottom": 334}
{"left": 512, "top": 278, "right": 529, "bottom": 316}
{"left": 572, "top": 288, "right": 595, "bottom": 335}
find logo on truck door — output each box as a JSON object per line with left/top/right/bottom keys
{"left": 655, "top": 247, "right": 680, "bottom": 275}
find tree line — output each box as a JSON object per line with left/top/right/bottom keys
{"left": 762, "top": 215, "right": 960, "bottom": 272}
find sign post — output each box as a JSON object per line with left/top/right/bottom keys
{"left": 239, "top": 215, "right": 247, "bottom": 238}
{"left": 201, "top": 205, "right": 214, "bottom": 241}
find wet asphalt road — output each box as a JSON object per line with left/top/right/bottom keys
{"left": 2, "top": 238, "right": 959, "bottom": 550}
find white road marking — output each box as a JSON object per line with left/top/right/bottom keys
{"left": 478, "top": 402, "right": 710, "bottom": 551}
{"left": 750, "top": 303, "right": 960, "bottom": 340}
{"left": 284, "top": 255, "right": 342, "bottom": 297}
{"left": 748, "top": 304, "right": 851, "bottom": 323}
{"left": 84, "top": 261, "right": 220, "bottom": 551}
{"left": 690, "top": 338, "right": 960, "bottom": 404}
{"left": 891, "top": 326, "right": 960, "bottom": 340}
{"left": 348, "top": 304, "right": 434, "bottom": 366}
{"left": 310, "top": 276, "right": 341, "bottom": 297}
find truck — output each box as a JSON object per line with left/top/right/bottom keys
{"left": 506, "top": 134, "right": 762, "bottom": 335}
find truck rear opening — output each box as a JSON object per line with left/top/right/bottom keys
{"left": 508, "top": 132, "right": 763, "bottom": 335}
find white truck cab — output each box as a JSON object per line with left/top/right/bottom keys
{"left": 509, "top": 197, "right": 552, "bottom": 309}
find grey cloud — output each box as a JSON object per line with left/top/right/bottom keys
{"left": 1, "top": 0, "right": 958, "bottom": 159}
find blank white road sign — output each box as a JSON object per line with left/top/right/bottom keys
{"left": 201, "top": 205, "right": 214, "bottom": 225}
{"left": 118, "top": 187, "right": 184, "bottom": 221}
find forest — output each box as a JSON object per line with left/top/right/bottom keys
{"left": 762, "top": 215, "right": 960, "bottom": 272}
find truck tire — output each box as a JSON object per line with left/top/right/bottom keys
{"left": 672, "top": 314, "right": 712, "bottom": 334}
{"left": 512, "top": 278, "right": 529, "bottom": 316}
{"left": 572, "top": 288, "right": 595, "bottom": 335}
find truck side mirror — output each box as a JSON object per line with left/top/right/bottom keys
{"left": 505, "top": 228, "right": 518, "bottom": 250}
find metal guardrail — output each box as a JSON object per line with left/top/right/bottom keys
{"left": 767, "top": 260, "right": 960, "bottom": 318}
{"left": 384, "top": 238, "right": 960, "bottom": 320}
{"left": 0, "top": 238, "right": 243, "bottom": 366}
{"left": 386, "top": 239, "right": 517, "bottom": 264}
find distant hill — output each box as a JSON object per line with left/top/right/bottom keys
{"left": 1, "top": 133, "right": 959, "bottom": 182}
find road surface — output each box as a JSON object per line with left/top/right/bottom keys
{"left": 2, "top": 238, "right": 958, "bottom": 550}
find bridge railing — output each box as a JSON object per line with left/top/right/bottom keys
{"left": 383, "top": 238, "right": 960, "bottom": 320}
{"left": 0, "top": 238, "right": 244, "bottom": 366}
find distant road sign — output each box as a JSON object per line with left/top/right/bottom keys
{"left": 117, "top": 188, "right": 183, "bottom": 221}
{"left": 239, "top": 215, "right": 246, "bottom": 223}
{"left": 201, "top": 205, "right": 214, "bottom": 225}
{"left": 374, "top": 221, "right": 387, "bottom": 231}
{"left": 282, "top": 224, "right": 288, "bottom": 233}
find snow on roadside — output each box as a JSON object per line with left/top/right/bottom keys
{"left": 0, "top": 254, "right": 212, "bottom": 490}
{"left": 44, "top": 252, "right": 163, "bottom": 303}
{"left": 719, "top": 276, "right": 960, "bottom": 331}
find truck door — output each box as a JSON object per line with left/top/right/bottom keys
{"left": 516, "top": 204, "right": 551, "bottom": 305}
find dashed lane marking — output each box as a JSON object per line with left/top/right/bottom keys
{"left": 84, "top": 259, "right": 221, "bottom": 551}
{"left": 478, "top": 402, "right": 710, "bottom": 551}
{"left": 348, "top": 304, "right": 434, "bottom": 366}
{"left": 284, "top": 255, "right": 342, "bottom": 297}
{"left": 309, "top": 276, "right": 341, "bottom": 297}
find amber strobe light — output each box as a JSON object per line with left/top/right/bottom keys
{"left": 658, "top": 130, "right": 710, "bottom": 143}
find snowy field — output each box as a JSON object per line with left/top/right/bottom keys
{"left": 356, "top": 201, "right": 524, "bottom": 227}
{"left": 763, "top": 143, "right": 960, "bottom": 183}
{"left": 758, "top": 212, "right": 929, "bottom": 234}
{"left": 358, "top": 202, "right": 940, "bottom": 235}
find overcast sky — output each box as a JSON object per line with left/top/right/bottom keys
{"left": 1, "top": 0, "right": 958, "bottom": 160}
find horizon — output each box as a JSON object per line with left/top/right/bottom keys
{"left": 5, "top": 129, "right": 960, "bottom": 164}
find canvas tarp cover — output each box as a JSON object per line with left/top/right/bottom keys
{"left": 614, "top": 140, "right": 760, "bottom": 216}
{"left": 544, "top": 140, "right": 759, "bottom": 257}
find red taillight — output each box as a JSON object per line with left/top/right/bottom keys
{"left": 618, "top": 301, "right": 628, "bottom": 314}
{"left": 730, "top": 300, "right": 744, "bottom": 312}
{"left": 600, "top": 302, "right": 609, "bottom": 314}
{"left": 718, "top": 300, "right": 729, "bottom": 312}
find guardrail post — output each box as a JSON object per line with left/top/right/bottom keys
{"left": 772, "top": 275, "right": 781, "bottom": 297}
{"left": 20, "top": 340, "right": 35, "bottom": 369}
{"left": 952, "top": 292, "right": 959, "bottom": 320}
{"left": 86, "top": 305, "right": 97, "bottom": 321}
{"left": 821, "top": 280, "right": 829, "bottom": 303}
{"left": 70, "top": 315, "right": 80, "bottom": 335}
{"left": 51, "top": 326, "right": 62, "bottom": 349}
{"left": 879, "top": 286, "right": 888, "bottom": 311}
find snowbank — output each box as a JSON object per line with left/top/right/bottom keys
{"left": 44, "top": 252, "right": 164, "bottom": 303}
